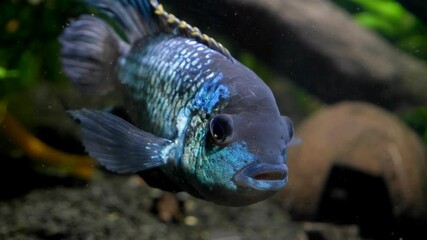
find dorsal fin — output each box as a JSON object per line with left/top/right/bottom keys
{"left": 149, "top": 0, "right": 234, "bottom": 61}
{"left": 86, "top": 0, "right": 233, "bottom": 60}
{"left": 86, "top": 0, "right": 160, "bottom": 44}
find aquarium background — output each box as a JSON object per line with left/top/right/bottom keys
{"left": 1, "top": 0, "right": 427, "bottom": 239}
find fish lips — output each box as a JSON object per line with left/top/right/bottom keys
{"left": 233, "top": 163, "right": 288, "bottom": 191}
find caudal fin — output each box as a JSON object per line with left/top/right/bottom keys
{"left": 59, "top": 0, "right": 159, "bottom": 94}
{"left": 59, "top": 15, "right": 128, "bottom": 94}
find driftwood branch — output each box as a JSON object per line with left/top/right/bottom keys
{"left": 1, "top": 111, "right": 96, "bottom": 179}
{"left": 165, "top": 0, "right": 427, "bottom": 109}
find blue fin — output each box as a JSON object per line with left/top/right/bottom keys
{"left": 281, "top": 116, "right": 295, "bottom": 145}
{"left": 281, "top": 116, "right": 300, "bottom": 147}
{"left": 85, "top": 0, "right": 160, "bottom": 43}
{"left": 69, "top": 109, "right": 173, "bottom": 174}
{"left": 84, "top": 0, "right": 233, "bottom": 60}
{"left": 59, "top": 15, "right": 128, "bottom": 94}
{"left": 287, "top": 136, "right": 302, "bottom": 147}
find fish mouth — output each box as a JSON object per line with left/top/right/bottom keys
{"left": 233, "top": 163, "right": 288, "bottom": 191}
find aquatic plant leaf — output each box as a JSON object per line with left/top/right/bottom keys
{"left": 333, "top": 0, "right": 427, "bottom": 60}
{"left": 402, "top": 106, "right": 427, "bottom": 146}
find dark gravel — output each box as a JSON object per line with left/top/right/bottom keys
{"left": 0, "top": 172, "right": 302, "bottom": 240}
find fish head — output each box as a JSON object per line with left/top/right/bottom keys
{"left": 190, "top": 70, "right": 294, "bottom": 206}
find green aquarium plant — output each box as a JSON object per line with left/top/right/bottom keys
{"left": 0, "top": 0, "right": 85, "bottom": 99}
{"left": 333, "top": 0, "right": 427, "bottom": 60}
{"left": 403, "top": 107, "right": 427, "bottom": 146}
{"left": 0, "top": 0, "right": 95, "bottom": 179}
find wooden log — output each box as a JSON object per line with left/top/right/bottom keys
{"left": 165, "top": 0, "right": 427, "bottom": 109}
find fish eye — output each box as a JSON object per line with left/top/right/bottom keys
{"left": 209, "top": 114, "right": 234, "bottom": 146}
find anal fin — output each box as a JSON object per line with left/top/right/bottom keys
{"left": 69, "top": 109, "right": 173, "bottom": 174}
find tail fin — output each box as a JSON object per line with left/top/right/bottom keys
{"left": 59, "top": 15, "right": 128, "bottom": 94}
{"left": 59, "top": 0, "right": 159, "bottom": 94}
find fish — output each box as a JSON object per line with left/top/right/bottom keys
{"left": 59, "top": 0, "right": 294, "bottom": 206}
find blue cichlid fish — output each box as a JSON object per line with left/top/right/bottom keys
{"left": 60, "top": 0, "right": 294, "bottom": 206}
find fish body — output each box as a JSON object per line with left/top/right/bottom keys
{"left": 60, "top": 0, "right": 294, "bottom": 206}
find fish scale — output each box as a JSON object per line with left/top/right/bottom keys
{"left": 119, "top": 35, "right": 223, "bottom": 139}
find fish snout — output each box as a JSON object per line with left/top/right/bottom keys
{"left": 233, "top": 163, "right": 288, "bottom": 191}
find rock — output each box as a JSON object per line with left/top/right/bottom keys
{"left": 166, "top": 0, "right": 427, "bottom": 109}
{"left": 281, "top": 101, "right": 427, "bottom": 238}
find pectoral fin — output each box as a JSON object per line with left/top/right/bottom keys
{"left": 281, "top": 116, "right": 300, "bottom": 147}
{"left": 69, "top": 109, "right": 173, "bottom": 174}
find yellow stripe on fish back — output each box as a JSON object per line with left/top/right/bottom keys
{"left": 150, "top": 0, "right": 233, "bottom": 61}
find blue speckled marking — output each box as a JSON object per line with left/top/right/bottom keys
{"left": 117, "top": 35, "right": 222, "bottom": 139}
{"left": 192, "top": 73, "right": 228, "bottom": 114}
{"left": 117, "top": 34, "right": 234, "bottom": 190}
